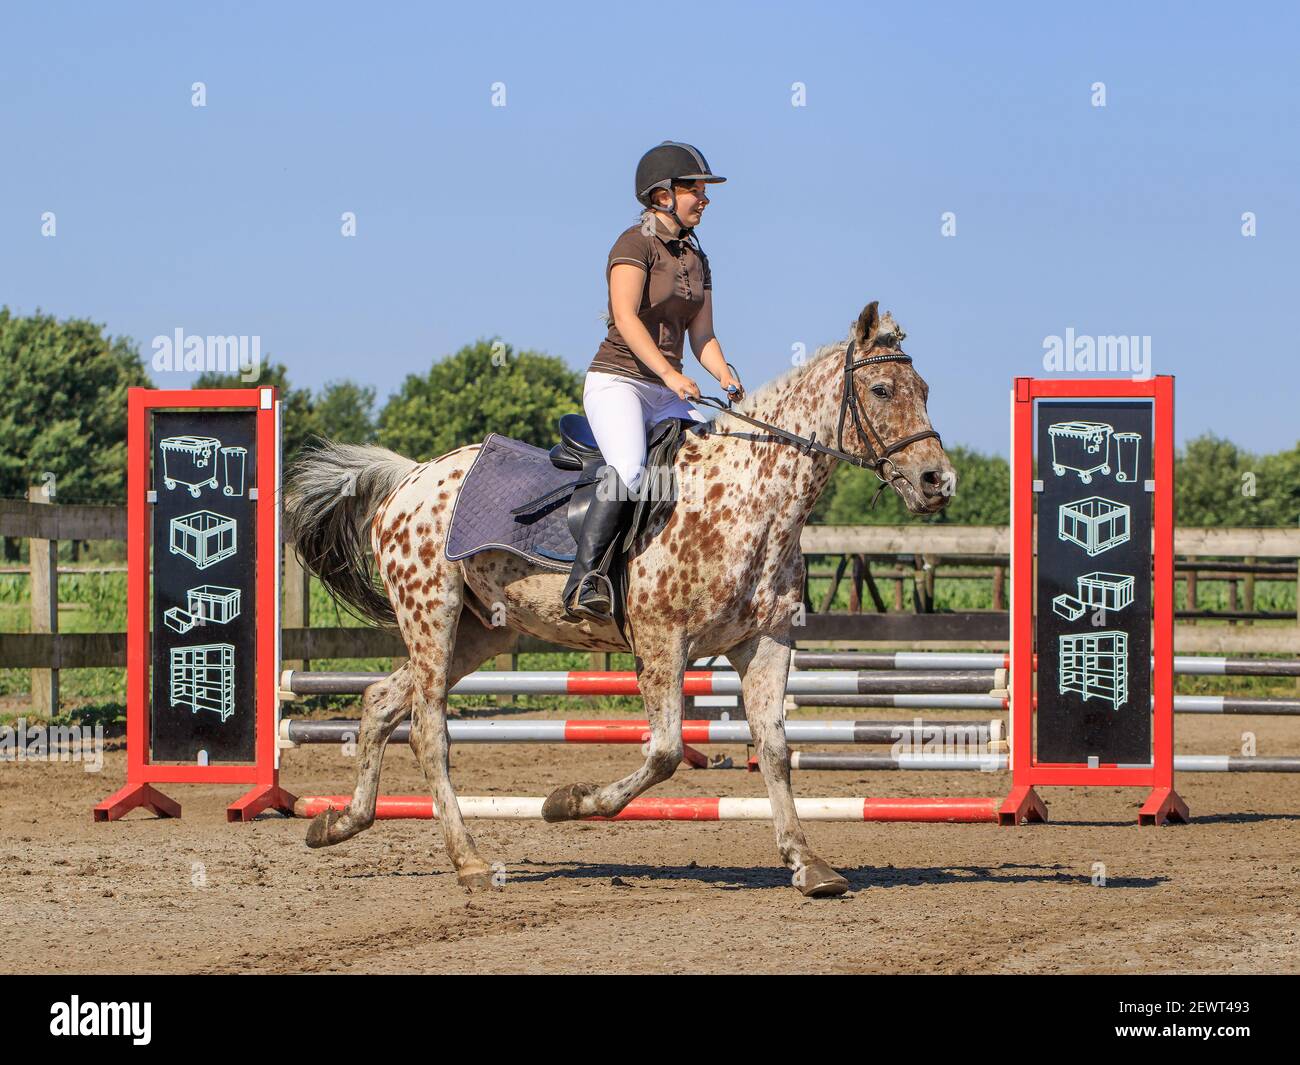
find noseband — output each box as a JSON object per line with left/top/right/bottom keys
{"left": 696, "top": 339, "right": 942, "bottom": 505}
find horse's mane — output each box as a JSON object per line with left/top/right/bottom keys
{"left": 709, "top": 311, "right": 906, "bottom": 434}
{"left": 708, "top": 340, "right": 844, "bottom": 433}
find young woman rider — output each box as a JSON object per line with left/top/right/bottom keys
{"left": 562, "top": 140, "right": 745, "bottom": 621}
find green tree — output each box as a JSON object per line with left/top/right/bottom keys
{"left": 0, "top": 308, "right": 150, "bottom": 503}
{"left": 194, "top": 364, "right": 378, "bottom": 460}
{"left": 817, "top": 444, "right": 1008, "bottom": 525}
{"left": 313, "top": 381, "right": 377, "bottom": 444}
{"left": 1254, "top": 445, "right": 1300, "bottom": 527}
{"left": 378, "top": 338, "right": 582, "bottom": 459}
{"left": 1174, "top": 434, "right": 1257, "bottom": 527}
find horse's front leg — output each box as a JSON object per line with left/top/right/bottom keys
{"left": 541, "top": 638, "right": 687, "bottom": 821}
{"left": 729, "top": 630, "right": 850, "bottom": 897}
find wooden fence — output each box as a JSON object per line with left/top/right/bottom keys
{"left": 3, "top": 495, "right": 1298, "bottom": 713}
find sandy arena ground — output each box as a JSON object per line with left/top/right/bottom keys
{"left": 2, "top": 710, "right": 1298, "bottom": 974}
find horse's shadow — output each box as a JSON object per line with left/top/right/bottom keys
{"left": 495, "top": 860, "right": 1167, "bottom": 891}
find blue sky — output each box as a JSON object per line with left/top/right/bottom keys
{"left": 3, "top": 1, "right": 1296, "bottom": 456}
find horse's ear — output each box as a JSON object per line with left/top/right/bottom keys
{"left": 852, "top": 301, "right": 880, "bottom": 347}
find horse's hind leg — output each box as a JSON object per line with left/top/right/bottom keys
{"left": 541, "top": 635, "right": 687, "bottom": 821}
{"left": 304, "top": 605, "right": 516, "bottom": 850}
{"left": 729, "top": 630, "right": 849, "bottom": 898}
{"left": 305, "top": 664, "right": 414, "bottom": 848}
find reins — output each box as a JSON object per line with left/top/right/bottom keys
{"left": 694, "top": 340, "right": 942, "bottom": 507}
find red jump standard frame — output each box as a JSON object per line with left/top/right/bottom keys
{"left": 1000, "top": 376, "right": 1187, "bottom": 827}
{"left": 94, "top": 388, "right": 294, "bottom": 823}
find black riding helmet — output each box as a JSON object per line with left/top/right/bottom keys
{"left": 634, "top": 141, "right": 726, "bottom": 239}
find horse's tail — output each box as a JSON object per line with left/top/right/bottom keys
{"left": 283, "top": 439, "right": 419, "bottom": 629}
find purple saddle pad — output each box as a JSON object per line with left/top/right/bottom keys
{"left": 444, "top": 433, "right": 578, "bottom": 572}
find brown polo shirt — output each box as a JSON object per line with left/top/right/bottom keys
{"left": 589, "top": 213, "right": 712, "bottom": 383}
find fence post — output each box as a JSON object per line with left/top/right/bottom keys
{"left": 28, "top": 486, "right": 58, "bottom": 717}
{"left": 282, "top": 544, "right": 311, "bottom": 672}
{"left": 501, "top": 651, "right": 519, "bottom": 705}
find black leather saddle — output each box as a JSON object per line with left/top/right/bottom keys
{"left": 546, "top": 414, "right": 611, "bottom": 540}
{"left": 512, "top": 413, "right": 682, "bottom": 541}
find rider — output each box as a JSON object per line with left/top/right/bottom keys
{"left": 562, "top": 140, "right": 746, "bottom": 622}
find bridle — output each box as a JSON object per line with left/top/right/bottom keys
{"left": 695, "top": 339, "right": 943, "bottom": 506}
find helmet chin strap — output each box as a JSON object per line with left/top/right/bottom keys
{"left": 652, "top": 199, "right": 695, "bottom": 244}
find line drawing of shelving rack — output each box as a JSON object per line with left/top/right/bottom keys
{"left": 1058, "top": 630, "right": 1128, "bottom": 711}
{"left": 169, "top": 643, "right": 235, "bottom": 722}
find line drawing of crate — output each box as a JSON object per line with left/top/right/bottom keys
{"left": 169, "top": 511, "right": 237, "bottom": 570}
{"left": 220, "top": 446, "right": 247, "bottom": 497}
{"left": 186, "top": 585, "right": 241, "bottom": 624}
{"left": 1058, "top": 496, "right": 1130, "bottom": 557}
{"left": 164, "top": 606, "right": 199, "bottom": 634}
{"left": 1076, "top": 571, "right": 1134, "bottom": 612}
{"left": 1049, "top": 421, "right": 1112, "bottom": 484}
{"left": 169, "top": 642, "right": 235, "bottom": 722}
{"left": 160, "top": 436, "right": 222, "bottom": 497}
{"left": 1052, "top": 593, "right": 1085, "bottom": 621}
{"left": 1113, "top": 432, "right": 1141, "bottom": 482}
{"left": 1059, "top": 630, "right": 1128, "bottom": 710}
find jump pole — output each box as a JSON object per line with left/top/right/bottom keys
{"left": 793, "top": 652, "right": 1300, "bottom": 677}
{"left": 279, "top": 718, "right": 1005, "bottom": 746}
{"left": 787, "top": 753, "right": 1300, "bottom": 773}
{"left": 293, "top": 794, "right": 1003, "bottom": 824}
{"left": 790, "top": 694, "right": 1300, "bottom": 715}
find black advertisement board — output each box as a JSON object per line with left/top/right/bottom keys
{"left": 1035, "top": 401, "right": 1153, "bottom": 764}
{"left": 149, "top": 410, "right": 258, "bottom": 763}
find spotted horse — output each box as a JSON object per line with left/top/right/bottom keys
{"left": 283, "top": 302, "right": 955, "bottom": 897}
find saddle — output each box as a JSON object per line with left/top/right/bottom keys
{"left": 444, "top": 413, "right": 694, "bottom": 645}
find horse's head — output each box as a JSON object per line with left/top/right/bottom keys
{"left": 840, "top": 301, "right": 955, "bottom": 514}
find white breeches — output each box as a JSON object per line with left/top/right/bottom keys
{"left": 582, "top": 371, "right": 709, "bottom": 492}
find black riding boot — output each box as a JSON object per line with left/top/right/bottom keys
{"left": 562, "top": 472, "right": 635, "bottom": 622}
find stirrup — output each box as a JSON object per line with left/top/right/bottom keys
{"left": 567, "top": 571, "right": 615, "bottom": 621}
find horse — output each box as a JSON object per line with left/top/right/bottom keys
{"left": 283, "top": 301, "right": 955, "bottom": 897}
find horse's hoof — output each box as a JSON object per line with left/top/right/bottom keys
{"left": 541, "top": 783, "right": 597, "bottom": 823}
{"left": 305, "top": 807, "right": 343, "bottom": 849}
{"left": 796, "top": 859, "right": 850, "bottom": 898}
{"left": 457, "top": 868, "right": 499, "bottom": 892}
